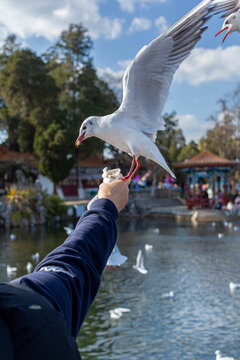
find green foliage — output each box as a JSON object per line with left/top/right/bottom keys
{"left": 0, "top": 23, "right": 119, "bottom": 183}
{"left": 42, "top": 194, "right": 67, "bottom": 219}
{"left": 177, "top": 141, "right": 199, "bottom": 162}
{"left": 155, "top": 112, "right": 185, "bottom": 166}
{"left": 34, "top": 121, "right": 74, "bottom": 183}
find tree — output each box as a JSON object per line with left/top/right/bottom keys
{"left": 0, "top": 48, "right": 59, "bottom": 152}
{"left": 200, "top": 98, "right": 237, "bottom": 159}
{"left": 34, "top": 121, "right": 74, "bottom": 183}
{"left": 43, "top": 24, "right": 119, "bottom": 158}
{"left": 177, "top": 140, "right": 199, "bottom": 162}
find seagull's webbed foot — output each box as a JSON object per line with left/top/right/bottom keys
{"left": 120, "top": 156, "right": 140, "bottom": 181}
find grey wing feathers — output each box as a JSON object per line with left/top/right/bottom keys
{"left": 211, "top": 0, "right": 240, "bottom": 18}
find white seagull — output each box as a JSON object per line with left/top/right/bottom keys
{"left": 32, "top": 252, "right": 40, "bottom": 262}
{"left": 161, "top": 290, "right": 174, "bottom": 299}
{"left": 215, "top": 350, "right": 235, "bottom": 360}
{"left": 7, "top": 265, "right": 17, "bottom": 275}
{"left": 109, "top": 307, "right": 130, "bottom": 319}
{"left": 76, "top": 0, "right": 235, "bottom": 180}
{"left": 229, "top": 281, "right": 240, "bottom": 293}
{"left": 133, "top": 249, "right": 148, "bottom": 274}
{"left": 26, "top": 262, "right": 33, "bottom": 273}
{"left": 107, "top": 244, "right": 128, "bottom": 267}
{"left": 145, "top": 244, "right": 153, "bottom": 251}
{"left": 215, "top": 0, "right": 240, "bottom": 43}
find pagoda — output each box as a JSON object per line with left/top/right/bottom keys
{"left": 175, "top": 147, "right": 239, "bottom": 209}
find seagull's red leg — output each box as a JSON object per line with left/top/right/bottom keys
{"left": 130, "top": 159, "right": 140, "bottom": 181}
{"left": 120, "top": 156, "right": 136, "bottom": 180}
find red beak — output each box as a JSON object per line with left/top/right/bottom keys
{"left": 215, "top": 27, "right": 229, "bottom": 44}
{"left": 75, "top": 131, "right": 86, "bottom": 147}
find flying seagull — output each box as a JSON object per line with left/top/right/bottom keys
{"left": 76, "top": 0, "right": 234, "bottom": 180}
{"left": 215, "top": 0, "right": 240, "bottom": 43}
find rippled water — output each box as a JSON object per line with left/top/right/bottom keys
{"left": 1, "top": 218, "right": 240, "bottom": 359}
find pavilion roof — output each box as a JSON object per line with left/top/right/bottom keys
{"left": 0, "top": 146, "right": 37, "bottom": 168}
{"left": 78, "top": 153, "right": 113, "bottom": 168}
{"left": 175, "top": 149, "right": 239, "bottom": 169}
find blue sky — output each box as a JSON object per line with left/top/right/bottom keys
{"left": 0, "top": 0, "right": 239, "bottom": 143}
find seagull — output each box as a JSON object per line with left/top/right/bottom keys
{"left": 32, "top": 252, "right": 40, "bottom": 262}
{"left": 26, "top": 262, "right": 33, "bottom": 273}
{"left": 218, "top": 233, "right": 224, "bottom": 239}
{"left": 107, "top": 244, "right": 128, "bottom": 267}
{"left": 133, "top": 249, "right": 148, "bottom": 274}
{"left": 7, "top": 265, "right": 17, "bottom": 275}
{"left": 161, "top": 291, "right": 174, "bottom": 299}
{"left": 10, "top": 234, "right": 16, "bottom": 241}
{"left": 229, "top": 281, "right": 240, "bottom": 293}
{"left": 64, "top": 226, "right": 73, "bottom": 236}
{"left": 215, "top": 0, "right": 240, "bottom": 43}
{"left": 75, "top": 0, "right": 233, "bottom": 181}
{"left": 145, "top": 244, "right": 153, "bottom": 251}
{"left": 215, "top": 350, "right": 235, "bottom": 360}
{"left": 109, "top": 307, "right": 130, "bottom": 319}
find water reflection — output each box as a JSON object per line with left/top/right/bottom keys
{"left": 0, "top": 218, "right": 240, "bottom": 359}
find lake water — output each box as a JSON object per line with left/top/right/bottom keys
{"left": 1, "top": 217, "right": 240, "bottom": 360}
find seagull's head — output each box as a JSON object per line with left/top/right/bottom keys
{"left": 75, "top": 116, "right": 98, "bottom": 147}
{"left": 215, "top": 12, "right": 240, "bottom": 43}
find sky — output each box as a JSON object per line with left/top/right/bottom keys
{"left": 0, "top": 0, "right": 239, "bottom": 143}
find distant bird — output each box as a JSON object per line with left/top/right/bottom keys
{"left": 64, "top": 226, "right": 73, "bottom": 236}
{"left": 32, "top": 252, "right": 40, "bottom": 262}
{"left": 215, "top": 0, "right": 240, "bottom": 43}
{"left": 107, "top": 245, "right": 128, "bottom": 267}
{"left": 133, "top": 250, "right": 148, "bottom": 274}
{"left": 229, "top": 281, "right": 240, "bottom": 293}
{"left": 10, "top": 234, "right": 16, "bottom": 241}
{"left": 76, "top": 0, "right": 233, "bottom": 181}
{"left": 7, "top": 265, "right": 17, "bottom": 275}
{"left": 215, "top": 350, "right": 235, "bottom": 360}
{"left": 145, "top": 244, "right": 153, "bottom": 251}
{"left": 26, "top": 262, "right": 33, "bottom": 273}
{"left": 109, "top": 307, "right": 130, "bottom": 319}
{"left": 161, "top": 291, "right": 174, "bottom": 299}
{"left": 218, "top": 233, "right": 224, "bottom": 239}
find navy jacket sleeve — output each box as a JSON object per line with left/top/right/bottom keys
{"left": 11, "top": 199, "right": 118, "bottom": 338}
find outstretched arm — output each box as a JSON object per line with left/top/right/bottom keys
{"left": 11, "top": 180, "right": 129, "bottom": 337}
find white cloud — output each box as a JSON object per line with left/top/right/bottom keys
{"left": 129, "top": 17, "right": 151, "bottom": 33}
{"left": 0, "top": 0, "right": 124, "bottom": 41}
{"left": 118, "top": 0, "right": 168, "bottom": 13}
{"left": 178, "top": 114, "right": 210, "bottom": 142}
{"left": 155, "top": 16, "right": 168, "bottom": 33}
{"left": 175, "top": 46, "right": 240, "bottom": 86}
{"left": 97, "top": 59, "right": 131, "bottom": 91}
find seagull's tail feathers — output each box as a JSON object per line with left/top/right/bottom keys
{"left": 150, "top": 145, "right": 176, "bottom": 179}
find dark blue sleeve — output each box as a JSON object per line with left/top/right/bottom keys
{"left": 11, "top": 199, "right": 118, "bottom": 338}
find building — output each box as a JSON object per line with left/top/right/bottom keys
{"left": 175, "top": 148, "right": 239, "bottom": 209}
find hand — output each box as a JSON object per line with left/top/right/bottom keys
{"left": 98, "top": 180, "right": 130, "bottom": 213}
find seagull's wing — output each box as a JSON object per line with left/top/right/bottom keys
{"left": 118, "top": 0, "right": 232, "bottom": 139}
{"left": 136, "top": 250, "right": 142, "bottom": 267}
{"left": 212, "top": 0, "right": 240, "bottom": 17}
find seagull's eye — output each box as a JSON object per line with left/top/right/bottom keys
{"left": 83, "top": 126, "right": 86, "bottom": 130}
{"left": 89, "top": 121, "right": 93, "bottom": 125}
{"left": 225, "top": 20, "right": 229, "bottom": 24}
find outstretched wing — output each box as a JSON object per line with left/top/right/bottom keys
{"left": 118, "top": 0, "right": 233, "bottom": 139}
{"left": 212, "top": 0, "right": 240, "bottom": 17}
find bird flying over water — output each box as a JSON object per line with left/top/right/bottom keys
{"left": 76, "top": 0, "right": 235, "bottom": 180}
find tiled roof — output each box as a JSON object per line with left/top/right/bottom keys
{"left": 78, "top": 153, "right": 113, "bottom": 168}
{"left": 175, "top": 149, "right": 239, "bottom": 169}
{"left": 0, "top": 146, "right": 37, "bottom": 167}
